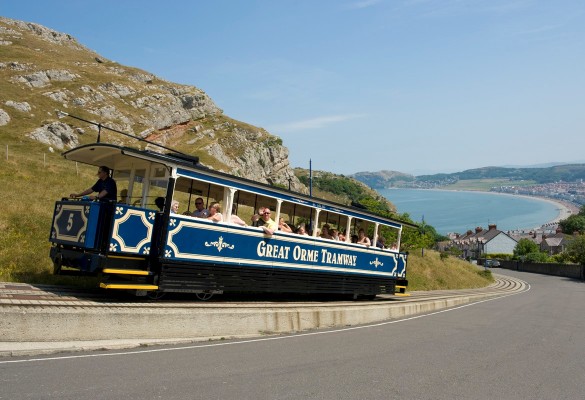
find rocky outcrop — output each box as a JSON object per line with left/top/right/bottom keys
{"left": 0, "top": 16, "right": 304, "bottom": 191}
{"left": 0, "top": 109, "right": 10, "bottom": 126}
{"left": 28, "top": 122, "right": 79, "bottom": 150}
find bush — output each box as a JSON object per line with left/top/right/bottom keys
{"left": 523, "top": 251, "right": 549, "bottom": 263}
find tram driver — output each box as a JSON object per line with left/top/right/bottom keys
{"left": 70, "top": 165, "right": 117, "bottom": 202}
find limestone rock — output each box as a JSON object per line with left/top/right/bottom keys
{"left": 0, "top": 109, "right": 10, "bottom": 126}
{"left": 5, "top": 101, "right": 31, "bottom": 112}
{"left": 28, "top": 122, "right": 79, "bottom": 149}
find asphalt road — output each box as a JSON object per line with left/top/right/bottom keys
{"left": 1, "top": 269, "right": 584, "bottom": 400}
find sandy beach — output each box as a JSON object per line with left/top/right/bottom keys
{"left": 535, "top": 197, "right": 580, "bottom": 226}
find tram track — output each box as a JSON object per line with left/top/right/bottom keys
{"left": 0, "top": 274, "right": 526, "bottom": 309}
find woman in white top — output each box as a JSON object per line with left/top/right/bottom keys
{"left": 230, "top": 205, "right": 247, "bottom": 226}
{"left": 278, "top": 217, "right": 293, "bottom": 233}
{"left": 207, "top": 203, "right": 223, "bottom": 223}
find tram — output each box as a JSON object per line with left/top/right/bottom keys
{"left": 49, "top": 115, "right": 414, "bottom": 299}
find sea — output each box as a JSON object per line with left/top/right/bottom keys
{"left": 378, "top": 188, "right": 560, "bottom": 235}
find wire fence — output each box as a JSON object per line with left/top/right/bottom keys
{"left": 2, "top": 143, "right": 85, "bottom": 175}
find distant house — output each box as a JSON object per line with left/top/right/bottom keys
{"left": 481, "top": 225, "right": 518, "bottom": 255}
{"left": 451, "top": 224, "right": 517, "bottom": 257}
{"left": 540, "top": 228, "right": 575, "bottom": 255}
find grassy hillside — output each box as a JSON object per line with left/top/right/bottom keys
{"left": 407, "top": 250, "right": 493, "bottom": 291}
{"left": 0, "top": 141, "right": 96, "bottom": 282}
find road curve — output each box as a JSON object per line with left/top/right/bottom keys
{"left": 0, "top": 274, "right": 527, "bottom": 356}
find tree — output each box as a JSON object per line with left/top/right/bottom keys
{"left": 513, "top": 238, "right": 540, "bottom": 257}
{"left": 565, "top": 234, "right": 585, "bottom": 265}
{"left": 558, "top": 214, "right": 585, "bottom": 234}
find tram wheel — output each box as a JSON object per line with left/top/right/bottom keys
{"left": 147, "top": 291, "right": 166, "bottom": 300}
{"left": 195, "top": 292, "right": 214, "bottom": 301}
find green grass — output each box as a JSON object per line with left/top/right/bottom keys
{"left": 406, "top": 250, "right": 493, "bottom": 291}
{"left": 0, "top": 142, "right": 96, "bottom": 282}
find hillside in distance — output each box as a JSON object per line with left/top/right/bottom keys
{"left": 353, "top": 164, "right": 585, "bottom": 189}
{"left": 351, "top": 170, "right": 416, "bottom": 189}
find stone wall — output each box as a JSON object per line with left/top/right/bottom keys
{"left": 498, "top": 260, "right": 584, "bottom": 280}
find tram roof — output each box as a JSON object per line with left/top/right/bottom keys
{"left": 63, "top": 142, "right": 418, "bottom": 229}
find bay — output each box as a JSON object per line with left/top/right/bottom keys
{"left": 378, "top": 188, "right": 560, "bottom": 235}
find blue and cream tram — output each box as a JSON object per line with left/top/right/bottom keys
{"left": 49, "top": 131, "right": 413, "bottom": 299}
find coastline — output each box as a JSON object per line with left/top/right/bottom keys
{"left": 384, "top": 187, "right": 580, "bottom": 232}
{"left": 532, "top": 197, "right": 579, "bottom": 226}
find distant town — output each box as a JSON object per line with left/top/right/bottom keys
{"left": 489, "top": 181, "right": 585, "bottom": 207}
{"left": 352, "top": 164, "right": 585, "bottom": 209}
{"left": 401, "top": 180, "right": 585, "bottom": 207}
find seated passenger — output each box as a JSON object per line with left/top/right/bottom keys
{"left": 170, "top": 200, "right": 180, "bottom": 214}
{"left": 230, "top": 205, "right": 247, "bottom": 226}
{"left": 251, "top": 207, "right": 266, "bottom": 227}
{"left": 192, "top": 197, "right": 210, "bottom": 218}
{"left": 357, "top": 229, "right": 371, "bottom": 247}
{"left": 339, "top": 230, "right": 346, "bottom": 242}
{"left": 375, "top": 235, "right": 386, "bottom": 249}
{"left": 207, "top": 203, "right": 223, "bottom": 222}
{"left": 351, "top": 234, "right": 358, "bottom": 244}
{"left": 330, "top": 229, "right": 340, "bottom": 241}
{"left": 119, "top": 189, "right": 129, "bottom": 204}
{"left": 260, "top": 208, "right": 278, "bottom": 235}
{"left": 297, "top": 224, "right": 309, "bottom": 236}
{"left": 320, "top": 224, "right": 333, "bottom": 240}
{"left": 278, "top": 217, "right": 293, "bottom": 233}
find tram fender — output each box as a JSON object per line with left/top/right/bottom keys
{"left": 50, "top": 246, "right": 105, "bottom": 274}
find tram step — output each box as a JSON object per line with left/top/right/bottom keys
{"left": 99, "top": 282, "right": 159, "bottom": 290}
{"left": 395, "top": 285, "right": 410, "bottom": 296}
{"left": 102, "top": 268, "right": 152, "bottom": 276}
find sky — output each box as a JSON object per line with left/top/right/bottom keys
{"left": 2, "top": 0, "right": 585, "bottom": 175}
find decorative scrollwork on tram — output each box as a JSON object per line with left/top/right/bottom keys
{"left": 370, "top": 257, "right": 384, "bottom": 268}
{"left": 205, "top": 236, "right": 235, "bottom": 253}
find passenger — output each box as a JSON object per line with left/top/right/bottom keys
{"left": 297, "top": 224, "right": 309, "bottom": 236}
{"left": 207, "top": 203, "right": 223, "bottom": 222}
{"left": 320, "top": 224, "right": 333, "bottom": 240}
{"left": 155, "top": 197, "right": 165, "bottom": 212}
{"left": 278, "top": 217, "right": 293, "bottom": 233}
{"left": 389, "top": 242, "right": 399, "bottom": 251}
{"left": 260, "top": 208, "right": 278, "bottom": 235}
{"left": 330, "top": 229, "right": 340, "bottom": 241}
{"left": 119, "top": 189, "right": 129, "bottom": 204}
{"left": 251, "top": 207, "right": 266, "bottom": 227}
{"left": 170, "top": 200, "right": 180, "bottom": 214}
{"left": 339, "top": 230, "right": 346, "bottom": 242}
{"left": 230, "top": 205, "right": 247, "bottom": 226}
{"left": 357, "top": 229, "right": 371, "bottom": 247}
{"left": 192, "top": 197, "right": 209, "bottom": 218}
{"left": 375, "top": 235, "right": 386, "bottom": 249}
{"left": 70, "top": 165, "right": 117, "bottom": 202}
{"left": 351, "top": 234, "right": 358, "bottom": 244}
